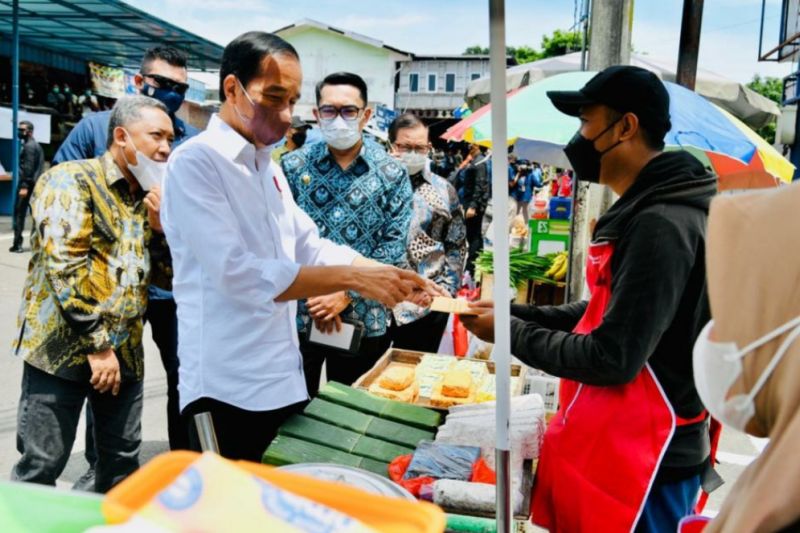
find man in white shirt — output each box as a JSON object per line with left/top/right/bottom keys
{"left": 162, "top": 31, "right": 433, "bottom": 462}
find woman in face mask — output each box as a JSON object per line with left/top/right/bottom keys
{"left": 688, "top": 182, "right": 800, "bottom": 533}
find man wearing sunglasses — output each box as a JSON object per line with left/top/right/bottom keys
{"left": 52, "top": 45, "right": 197, "bottom": 490}
{"left": 53, "top": 46, "right": 197, "bottom": 164}
{"left": 282, "top": 72, "right": 415, "bottom": 397}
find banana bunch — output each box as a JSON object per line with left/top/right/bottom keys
{"left": 545, "top": 252, "right": 569, "bottom": 282}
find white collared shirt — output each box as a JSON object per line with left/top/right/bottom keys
{"left": 162, "top": 115, "right": 358, "bottom": 412}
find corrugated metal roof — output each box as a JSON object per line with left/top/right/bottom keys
{"left": 0, "top": 0, "right": 223, "bottom": 70}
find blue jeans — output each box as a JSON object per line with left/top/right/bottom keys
{"left": 12, "top": 362, "right": 143, "bottom": 493}
{"left": 635, "top": 475, "right": 702, "bottom": 533}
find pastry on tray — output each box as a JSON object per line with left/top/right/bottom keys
{"left": 369, "top": 380, "right": 419, "bottom": 403}
{"left": 378, "top": 366, "right": 416, "bottom": 391}
{"left": 430, "top": 382, "right": 477, "bottom": 408}
{"left": 441, "top": 370, "right": 472, "bottom": 399}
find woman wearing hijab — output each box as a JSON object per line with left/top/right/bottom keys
{"left": 689, "top": 182, "right": 800, "bottom": 532}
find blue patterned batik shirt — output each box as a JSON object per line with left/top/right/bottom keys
{"left": 282, "top": 138, "right": 413, "bottom": 338}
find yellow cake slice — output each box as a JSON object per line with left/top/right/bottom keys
{"left": 430, "top": 382, "right": 477, "bottom": 408}
{"left": 378, "top": 366, "right": 416, "bottom": 391}
{"left": 369, "top": 380, "right": 419, "bottom": 403}
{"left": 441, "top": 369, "right": 472, "bottom": 398}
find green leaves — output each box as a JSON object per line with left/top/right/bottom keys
{"left": 475, "top": 249, "right": 558, "bottom": 287}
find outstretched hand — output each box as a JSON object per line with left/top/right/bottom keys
{"left": 459, "top": 300, "right": 496, "bottom": 342}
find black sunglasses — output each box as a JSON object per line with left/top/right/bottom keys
{"left": 142, "top": 73, "right": 189, "bottom": 95}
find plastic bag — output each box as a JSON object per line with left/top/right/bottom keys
{"left": 403, "top": 441, "right": 481, "bottom": 482}
{"left": 388, "top": 454, "right": 435, "bottom": 498}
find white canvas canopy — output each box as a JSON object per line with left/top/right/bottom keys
{"left": 466, "top": 51, "right": 781, "bottom": 130}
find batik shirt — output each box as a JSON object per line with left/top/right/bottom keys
{"left": 12, "top": 153, "right": 164, "bottom": 382}
{"left": 394, "top": 168, "right": 467, "bottom": 325}
{"left": 282, "top": 138, "right": 413, "bottom": 337}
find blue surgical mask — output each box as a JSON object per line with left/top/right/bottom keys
{"left": 142, "top": 83, "right": 185, "bottom": 115}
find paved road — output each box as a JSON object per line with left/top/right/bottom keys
{"left": 0, "top": 216, "right": 767, "bottom": 521}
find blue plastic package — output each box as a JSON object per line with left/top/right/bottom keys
{"left": 403, "top": 441, "right": 481, "bottom": 481}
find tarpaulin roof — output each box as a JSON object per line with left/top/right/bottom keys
{"left": 0, "top": 0, "right": 223, "bottom": 70}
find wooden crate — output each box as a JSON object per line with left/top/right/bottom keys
{"left": 353, "top": 348, "right": 527, "bottom": 411}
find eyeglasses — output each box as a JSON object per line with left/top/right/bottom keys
{"left": 317, "top": 105, "right": 363, "bottom": 121}
{"left": 392, "top": 143, "right": 429, "bottom": 155}
{"left": 141, "top": 73, "right": 189, "bottom": 95}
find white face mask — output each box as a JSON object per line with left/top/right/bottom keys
{"left": 692, "top": 316, "right": 800, "bottom": 433}
{"left": 123, "top": 131, "right": 167, "bottom": 191}
{"left": 398, "top": 152, "right": 428, "bottom": 176}
{"left": 320, "top": 116, "right": 362, "bottom": 151}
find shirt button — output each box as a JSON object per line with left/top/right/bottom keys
{"left": 302, "top": 174, "right": 311, "bottom": 185}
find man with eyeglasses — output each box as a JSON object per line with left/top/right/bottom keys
{"left": 52, "top": 46, "right": 196, "bottom": 490}
{"left": 386, "top": 113, "right": 466, "bottom": 353}
{"left": 282, "top": 72, "right": 415, "bottom": 397}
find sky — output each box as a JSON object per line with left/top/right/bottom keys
{"left": 126, "top": 0, "right": 794, "bottom": 84}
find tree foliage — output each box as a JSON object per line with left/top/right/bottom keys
{"left": 540, "top": 29, "right": 583, "bottom": 59}
{"left": 747, "top": 75, "right": 783, "bottom": 144}
{"left": 463, "top": 29, "right": 584, "bottom": 65}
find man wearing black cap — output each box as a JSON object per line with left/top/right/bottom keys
{"left": 272, "top": 116, "right": 311, "bottom": 162}
{"left": 461, "top": 66, "right": 718, "bottom": 532}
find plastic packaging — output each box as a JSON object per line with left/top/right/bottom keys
{"left": 403, "top": 441, "right": 481, "bottom": 482}
{"left": 435, "top": 394, "right": 546, "bottom": 461}
{"left": 103, "top": 451, "right": 445, "bottom": 533}
{"left": 433, "top": 479, "right": 528, "bottom": 517}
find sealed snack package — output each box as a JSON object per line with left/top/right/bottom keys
{"left": 403, "top": 441, "right": 481, "bottom": 482}
{"left": 113, "top": 453, "right": 376, "bottom": 533}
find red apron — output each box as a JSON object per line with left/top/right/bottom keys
{"left": 531, "top": 242, "right": 676, "bottom": 532}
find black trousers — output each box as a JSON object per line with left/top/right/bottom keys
{"left": 465, "top": 210, "right": 485, "bottom": 276}
{"left": 13, "top": 363, "right": 142, "bottom": 493}
{"left": 85, "top": 297, "right": 187, "bottom": 469}
{"left": 182, "top": 397, "right": 303, "bottom": 463}
{"left": 387, "top": 311, "right": 449, "bottom": 353}
{"left": 301, "top": 334, "right": 391, "bottom": 397}
{"left": 11, "top": 187, "right": 31, "bottom": 248}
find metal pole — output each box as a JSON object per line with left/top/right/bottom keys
{"left": 676, "top": 0, "right": 704, "bottom": 90}
{"left": 11, "top": 0, "right": 20, "bottom": 213}
{"left": 193, "top": 412, "right": 220, "bottom": 453}
{"left": 580, "top": 0, "right": 590, "bottom": 71}
{"left": 488, "top": 0, "right": 511, "bottom": 531}
{"left": 758, "top": 0, "right": 766, "bottom": 60}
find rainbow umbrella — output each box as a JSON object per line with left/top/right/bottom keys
{"left": 444, "top": 71, "right": 794, "bottom": 184}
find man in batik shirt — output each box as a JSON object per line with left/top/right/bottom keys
{"left": 387, "top": 113, "right": 466, "bottom": 352}
{"left": 282, "top": 72, "right": 413, "bottom": 396}
{"left": 11, "top": 95, "right": 173, "bottom": 493}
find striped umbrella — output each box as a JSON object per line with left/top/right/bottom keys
{"left": 444, "top": 71, "right": 793, "bottom": 184}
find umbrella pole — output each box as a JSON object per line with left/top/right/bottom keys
{"left": 488, "top": 0, "right": 512, "bottom": 531}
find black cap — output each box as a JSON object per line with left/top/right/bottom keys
{"left": 547, "top": 65, "right": 671, "bottom": 138}
{"left": 290, "top": 116, "right": 310, "bottom": 130}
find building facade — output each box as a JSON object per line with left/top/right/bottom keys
{"left": 275, "top": 19, "right": 411, "bottom": 121}
{"left": 395, "top": 55, "right": 494, "bottom": 119}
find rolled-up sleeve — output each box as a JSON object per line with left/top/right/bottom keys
{"left": 162, "top": 148, "right": 300, "bottom": 311}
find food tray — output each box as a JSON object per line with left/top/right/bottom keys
{"left": 353, "top": 348, "right": 527, "bottom": 411}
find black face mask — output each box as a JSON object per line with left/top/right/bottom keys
{"left": 290, "top": 129, "right": 307, "bottom": 148}
{"left": 563, "top": 117, "right": 624, "bottom": 183}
